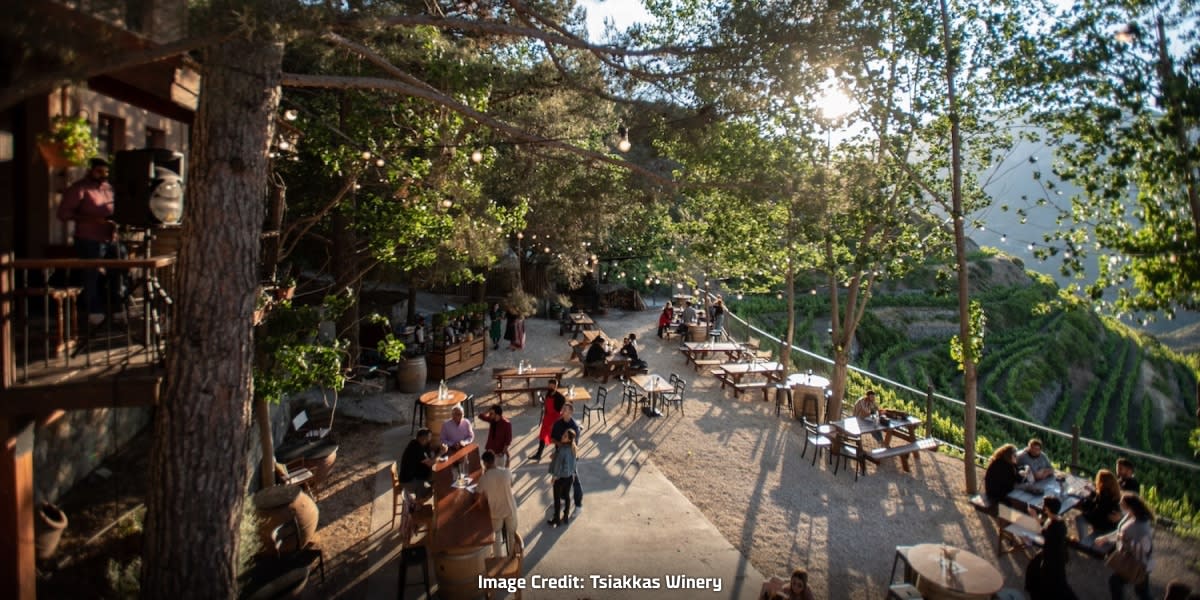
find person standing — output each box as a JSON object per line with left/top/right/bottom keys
{"left": 551, "top": 403, "right": 583, "bottom": 508}
{"left": 657, "top": 304, "right": 674, "bottom": 338}
{"left": 489, "top": 303, "right": 505, "bottom": 350}
{"left": 57, "top": 157, "right": 118, "bottom": 325}
{"left": 477, "top": 404, "right": 512, "bottom": 467}
{"left": 1025, "top": 496, "right": 1077, "bottom": 600}
{"left": 510, "top": 313, "right": 526, "bottom": 350}
{"left": 529, "top": 380, "right": 566, "bottom": 461}
{"left": 477, "top": 450, "right": 518, "bottom": 557}
{"left": 547, "top": 429, "right": 577, "bottom": 527}
{"left": 1096, "top": 493, "right": 1155, "bottom": 600}
{"left": 503, "top": 307, "right": 518, "bottom": 347}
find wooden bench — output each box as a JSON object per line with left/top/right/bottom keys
{"left": 693, "top": 358, "right": 725, "bottom": 372}
{"left": 864, "top": 437, "right": 938, "bottom": 473}
{"left": 732, "top": 380, "right": 771, "bottom": 401}
{"left": 495, "top": 386, "right": 549, "bottom": 406}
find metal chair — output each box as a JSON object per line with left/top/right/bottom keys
{"left": 581, "top": 386, "right": 608, "bottom": 430}
{"left": 833, "top": 432, "right": 866, "bottom": 481}
{"left": 661, "top": 378, "right": 686, "bottom": 416}
{"left": 272, "top": 516, "right": 325, "bottom": 584}
{"left": 801, "top": 417, "right": 832, "bottom": 467}
{"left": 774, "top": 384, "right": 793, "bottom": 417}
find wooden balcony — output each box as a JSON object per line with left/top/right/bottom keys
{"left": 1, "top": 255, "right": 176, "bottom": 416}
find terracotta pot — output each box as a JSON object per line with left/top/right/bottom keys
{"left": 300, "top": 440, "right": 338, "bottom": 487}
{"left": 35, "top": 502, "right": 68, "bottom": 560}
{"left": 253, "top": 484, "right": 319, "bottom": 552}
{"left": 36, "top": 140, "right": 74, "bottom": 169}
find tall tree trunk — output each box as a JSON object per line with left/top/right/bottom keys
{"left": 940, "top": 0, "right": 979, "bottom": 494}
{"left": 334, "top": 97, "right": 360, "bottom": 366}
{"left": 825, "top": 237, "right": 843, "bottom": 421}
{"left": 141, "top": 30, "right": 284, "bottom": 597}
{"left": 781, "top": 261, "right": 795, "bottom": 378}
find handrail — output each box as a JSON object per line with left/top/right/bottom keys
{"left": 698, "top": 289, "right": 1200, "bottom": 473}
{"left": 11, "top": 256, "right": 178, "bottom": 270}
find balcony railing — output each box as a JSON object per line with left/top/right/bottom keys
{"left": 1, "top": 254, "right": 176, "bottom": 389}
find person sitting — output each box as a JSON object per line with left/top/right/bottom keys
{"left": 439, "top": 406, "right": 475, "bottom": 451}
{"left": 1075, "top": 469, "right": 1122, "bottom": 547}
{"left": 619, "top": 333, "right": 648, "bottom": 370}
{"left": 1025, "top": 496, "right": 1078, "bottom": 600}
{"left": 583, "top": 337, "right": 610, "bottom": 376}
{"left": 1094, "top": 493, "right": 1155, "bottom": 600}
{"left": 1117, "top": 457, "right": 1140, "bottom": 493}
{"left": 984, "top": 443, "right": 1022, "bottom": 505}
{"left": 398, "top": 428, "right": 440, "bottom": 497}
{"left": 759, "top": 568, "right": 815, "bottom": 600}
{"left": 477, "top": 404, "right": 513, "bottom": 467}
{"left": 851, "top": 390, "right": 884, "bottom": 443}
{"left": 1017, "top": 438, "right": 1055, "bottom": 481}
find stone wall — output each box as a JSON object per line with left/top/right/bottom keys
{"left": 33, "top": 406, "right": 152, "bottom": 504}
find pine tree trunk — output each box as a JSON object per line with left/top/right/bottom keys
{"left": 141, "top": 31, "right": 284, "bottom": 597}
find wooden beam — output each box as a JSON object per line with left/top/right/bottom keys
{"left": 0, "top": 417, "right": 35, "bottom": 600}
{"left": 0, "top": 373, "right": 162, "bottom": 416}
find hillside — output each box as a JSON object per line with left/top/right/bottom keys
{"left": 728, "top": 250, "right": 1200, "bottom": 460}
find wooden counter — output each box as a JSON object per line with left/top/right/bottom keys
{"left": 430, "top": 443, "right": 493, "bottom": 552}
{"left": 428, "top": 337, "right": 487, "bottom": 381}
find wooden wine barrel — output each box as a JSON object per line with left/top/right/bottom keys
{"left": 686, "top": 324, "right": 708, "bottom": 342}
{"left": 434, "top": 546, "right": 489, "bottom": 600}
{"left": 395, "top": 356, "right": 427, "bottom": 393}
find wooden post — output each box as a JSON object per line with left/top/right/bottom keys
{"left": 1, "top": 253, "right": 13, "bottom": 390}
{"left": 925, "top": 385, "right": 934, "bottom": 438}
{"left": 0, "top": 417, "right": 36, "bottom": 600}
{"left": 1071, "top": 425, "right": 1081, "bottom": 471}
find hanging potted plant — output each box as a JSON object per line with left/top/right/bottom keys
{"left": 36, "top": 114, "right": 99, "bottom": 168}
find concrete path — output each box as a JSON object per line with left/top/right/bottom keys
{"left": 361, "top": 387, "right": 762, "bottom": 599}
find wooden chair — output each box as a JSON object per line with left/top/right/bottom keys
{"left": 484, "top": 533, "right": 525, "bottom": 599}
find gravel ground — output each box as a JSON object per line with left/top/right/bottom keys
{"left": 313, "top": 301, "right": 1200, "bottom": 599}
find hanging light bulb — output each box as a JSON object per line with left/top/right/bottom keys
{"left": 375, "top": 158, "right": 385, "bottom": 167}
{"left": 277, "top": 140, "right": 290, "bottom": 151}
{"left": 737, "top": 293, "right": 744, "bottom": 300}
{"left": 361, "top": 150, "right": 372, "bottom": 160}
{"left": 470, "top": 150, "right": 483, "bottom": 163}
{"left": 440, "top": 198, "right": 453, "bottom": 209}
{"left": 283, "top": 108, "right": 299, "bottom": 121}
{"left": 1000, "top": 234, "right": 1007, "bottom": 242}
{"left": 517, "top": 232, "right": 524, "bottom": 240}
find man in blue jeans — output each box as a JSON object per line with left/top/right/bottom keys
{"left": 57, "top": 158, "right": 119, "bottom": 326}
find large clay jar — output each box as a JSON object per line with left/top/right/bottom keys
{"left": 395, "top": 355, "right": 427, "bottom": 393}
{"left": 253, "top": 484, "right": 319, "bottom": 551}
{"left": 35, "top": 502, "right": 68, "bottom": 560}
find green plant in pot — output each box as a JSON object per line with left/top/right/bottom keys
{"left": 37, "top": 114, "right": 100, "bottom": 168}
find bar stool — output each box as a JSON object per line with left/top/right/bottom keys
{"left": 886, "top": 584, "right": 922, "bottom": 600}
{"left": 890, "top": 545, "right": 915, "bottom": 583}
{"left": 463, "top": 394, "right": 476, "bottom": 419}
{"left": 774, "top": 384, "right": 793, "bottom": 417}
{"left": 798, "top": 391, "right": 821, "bottom": 423}
{"left": 410, "top": 398, "right": 426, "bottom": 434}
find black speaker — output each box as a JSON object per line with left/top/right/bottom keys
{"left": 112, "top": 148, "right": 186, "bottom": 227}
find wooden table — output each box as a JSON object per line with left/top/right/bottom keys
{"left": 420, "top": 389, "right": 467, "bottom": 438}
{"left": 715, "top": 361, "right": 785, "bottom": 401}
{"left": 1007, "top": 472, "right": 1090, "bottom": 514}
{"left": 567, "top": 330, "right": 610, "bottom": 362}
{"left": 831, "top": 415, "right": 924, "bottom": 472}
{"left": 492, "top": 366, "right": 568, "bottom": 404}
{"left": 680, "top": 341, "right": 744, "bottom": 365}
{"left": 632, "top": 373, "right": 673, "bottom": 418}
{"left": 429, "top": 443, "right": 495, "bottom": 600}
{"left": 565, "top": 312, "right": 596, "bottom": 339}
{"left": 906, "top": 543, "right": 1003, "bottom": 600}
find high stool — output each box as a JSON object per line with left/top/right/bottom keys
{"left": 397, "top": 545, "right": 431, "bottom": 599}
{"left": 798, "top": 392, "right": 821, "bottom": 423}
{"left": 410, "top": 398, "right": 426, "bottom": 434}
{"left": 463, "top": 394, "right": 476, "bottom": 419}
{"left": 890, "top": 545, "right": 915, "bottom": 583}
{"left": 774, "top": 384, "right": 793, "bottom": 417}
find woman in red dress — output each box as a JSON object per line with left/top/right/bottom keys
{"left": 530, "top": 380, "right": 566, "bottom": 460}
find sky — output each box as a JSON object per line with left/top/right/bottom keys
{"left": 579, "top": 0, "right": 651, "bottom": 40}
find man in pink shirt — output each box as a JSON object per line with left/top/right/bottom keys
{"left": 57, "top": 158, "right": 118, "bottom": 324}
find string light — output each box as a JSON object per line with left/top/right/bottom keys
{"left": 283, "top": 109, "right": 299, "bottom": 121}
{"left": 471, "top": 150, "right": 483, "bottom": 163}
{"left": 361, "top": 150, "right": 372, "bottom": 160}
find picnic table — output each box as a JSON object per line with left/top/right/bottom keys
{"left": 831, "top": 413, "right": 933, "bottom": 473}
{"left": 714, "top": 361, "right": 784, "bottom": 400}
{"left": 680, "top": 341, "right": 744, "bottom": 366}
{"left": 567, "top": 330, "right": 609, "bottom": 362}
{"left": 1006, "top": 471, "right": 1091, "bottom": 515}
{"left": 492, "top": 366, "right": 568, "bottom": 404}
{"left": 561, "top": 311, "right": 596, "bottom": 338}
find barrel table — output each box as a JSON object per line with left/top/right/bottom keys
{"left": 787, "top": 373, "right": 830, "bottom": 422}
{"left": 420, "top": 389, "right": 467, "bottom": 439}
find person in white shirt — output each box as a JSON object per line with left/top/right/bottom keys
{"left": 476, "top": 450, "right": 518, "bottom": 557}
